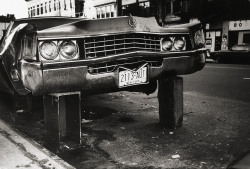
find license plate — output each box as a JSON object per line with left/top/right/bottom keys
{"left": 118, "top": 64, "right": 148, "bottom": 87}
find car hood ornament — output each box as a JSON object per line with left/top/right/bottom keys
{"left": 128, "top": 14, "right": 137, "bottom": 28}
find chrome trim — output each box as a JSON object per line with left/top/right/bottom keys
{"left": 37, "top": 32, "right": 190, "bottom": 40}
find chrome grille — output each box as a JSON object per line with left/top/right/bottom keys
{"left": 84, "top": 34, "right": 161, "bottom": 58}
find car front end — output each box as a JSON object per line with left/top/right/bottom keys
{"left": 0, "top": 16, "right": 206, "bottom": 96}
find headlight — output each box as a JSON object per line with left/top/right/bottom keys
{"left": 161, "top": 37, "right": 173, "bottom": 51}
{"left": 39, "top": 41, "right": 58, "bottom": 60}
{"left": 59, "top": 41, "right": 78, "bottom": 59}
{"left": 194, "top": 29, "right": 205, "bottom": 48}
{"left": 173, "top": 37, "right": 186, "bottom": 50}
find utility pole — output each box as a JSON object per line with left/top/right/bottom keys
{"left": 117, "top": 0, "right": 122, "bottom": 16}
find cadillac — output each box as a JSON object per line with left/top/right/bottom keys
{"left": 0, "top": 16, "right": 206, "bottom": 113}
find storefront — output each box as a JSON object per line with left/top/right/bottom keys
{"left": 121, "top": 0, "right": 152, "bottom": 17}
{"left": 228, "top": 20, "right": 250, "bottom": 46}
{"left": 217, "top": 20, "right": 250, "bottom": 50}
{"left": 205, "top": 23, "right": 222, "bottom": 52}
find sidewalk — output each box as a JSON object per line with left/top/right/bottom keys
{"left": 0, "top": 119, "right": 75, "bottom": 169}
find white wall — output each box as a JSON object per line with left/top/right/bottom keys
{"left": 27, "top": 0, "right": 75, "bottom": 17}
{"left": 83, "top": 0, "right": 96, "bottom": 18}
{"left": 0, "top": 22, "right": 9, "bottom": 39}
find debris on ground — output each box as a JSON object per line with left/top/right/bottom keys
{"left": 81, "top": 119, "right": 93, "bottom": 123}
{"left": 172, "top": 154, "right": 180, "bottom": 159}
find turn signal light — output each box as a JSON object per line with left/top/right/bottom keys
{"left": 194, "top": 29, "right": 205, "bottom": 48}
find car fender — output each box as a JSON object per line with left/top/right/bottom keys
{"left": 0, "top": 23, "right": 36, "bottom": 95}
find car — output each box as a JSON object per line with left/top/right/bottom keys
{"left": 210, "top": 44, "right": 250, "bottom": 63}
{"left": 0, "top": 16, "right": 206, "bottom": 97}
{"left": 0, "top": 16, "right": 206, "bottom": 145}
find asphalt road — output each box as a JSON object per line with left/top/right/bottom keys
{"left": 60, "top": 63, "right": 250, "bottom": 169}
{"left": 183, "top": 63, "right": 250, "bottom": 104}
{"left": 0, "top": 62, "right": 250, "bottom": 169}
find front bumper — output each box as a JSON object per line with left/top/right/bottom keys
{"left": 20, "top": 49, "right": 206, "bottom": 95}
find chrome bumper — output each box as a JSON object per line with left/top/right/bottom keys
{"left": 20, "top": 49, "right": 206, "bottom": 95}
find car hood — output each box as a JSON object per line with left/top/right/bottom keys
{"left": 35, "top": 16, "right": 190, "bottom": 40}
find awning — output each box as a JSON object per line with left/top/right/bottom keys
{"left": 122, "top": 0, "right": 149, "bottom": 5}
{"left": 94, "top": 0, "right": 116, "bottom": 6}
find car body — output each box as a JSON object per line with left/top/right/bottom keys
{"left": 0, "top": 16, "right": 206, "bottom": 96}
{"left": 210, "top": 44, "right": 250, "bottom": 63}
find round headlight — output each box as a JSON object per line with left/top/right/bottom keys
{"left": 39, "top": 41, "right": 58, "bottom": 60}
{"left": 60, "top": 41, "right": 78, "bottom": 59}
{"left": 161, "top": 37, "right": 173, "bottom": 51}
{"left": 173, "top": 37, "right": 185, "bottom": 50}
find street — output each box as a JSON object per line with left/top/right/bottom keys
{"left": 0, "top": 63, "right": 250, "bottom": 169}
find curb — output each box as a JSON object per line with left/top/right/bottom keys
{"left": 0, "top": 119, "right": 75, "bottom": 169}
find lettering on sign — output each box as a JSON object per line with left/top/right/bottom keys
{"left": 229, "top": 20, "right": 250, "bottom": 31}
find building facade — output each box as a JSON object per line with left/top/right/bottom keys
{"left": 84, "top": 0, "right": 117, "bottom": 19}
{"left": 204, "top": 0, "right": 250, "bottom": 51}
{"left": 206, "top": 20, "right": 250, "bottom": 52}
{"left": 0, "top": 15, "right": 15, "bottom": 40}
{"left": 25, "top": 0, "right": 84, "bottom": 17}
{"left": 84, "top": 0, "right": 191, "bottom": 26}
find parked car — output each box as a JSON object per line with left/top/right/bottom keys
{"left": 210, "top": 44, "right": 250, "bottom": 63}
{"left": 0, "top": 16, "right": 206, "bottom": 108}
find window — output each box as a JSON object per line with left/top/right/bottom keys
{"left": 32, "top": 6, "right": 35, "bottom": 16}
{"left": 59, "top": 0, "right": 61, "bottom": 10}
{"left": 243, "top": 34, "right": 250, "bottom": 44}
{"left": 106, "top": 6, "right": 110, "bottom": 18}
{"left": 54, "top": 0, "right": 57, "bottom": 11}
{"left": 97, "top": 8, "right": 101, "bottom": 18}
{"left": 138, "top": 1, "right": 150, "bottom": 17}
{"left": 101, "top": 6, "right": 105, "bottom": 18}
{"left": 49, "top": 1, "right": 51, "bottom": 12}
{"left": 41, "top": 3, "right": 43, "bottom": 14}
{"left": 28, "top": 7, "right": 31, "bottom": 17}
{"left": 111, "top": 5, "right": 114, "bottom": 17}
{"left": 64, "top": 0, "right": 67, "bottom": 10}
{"left": 45, "top": 2, "right": 47, "bottom": 13}
{"left": 96, "top": 4, "right": 115, "bottom": 19}
{"left": 37, "top": 5, "right": 40, "bottom": 15}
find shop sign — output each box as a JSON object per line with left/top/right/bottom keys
{"left": 229, "top": 20, "right": 250, "bottom": 31}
